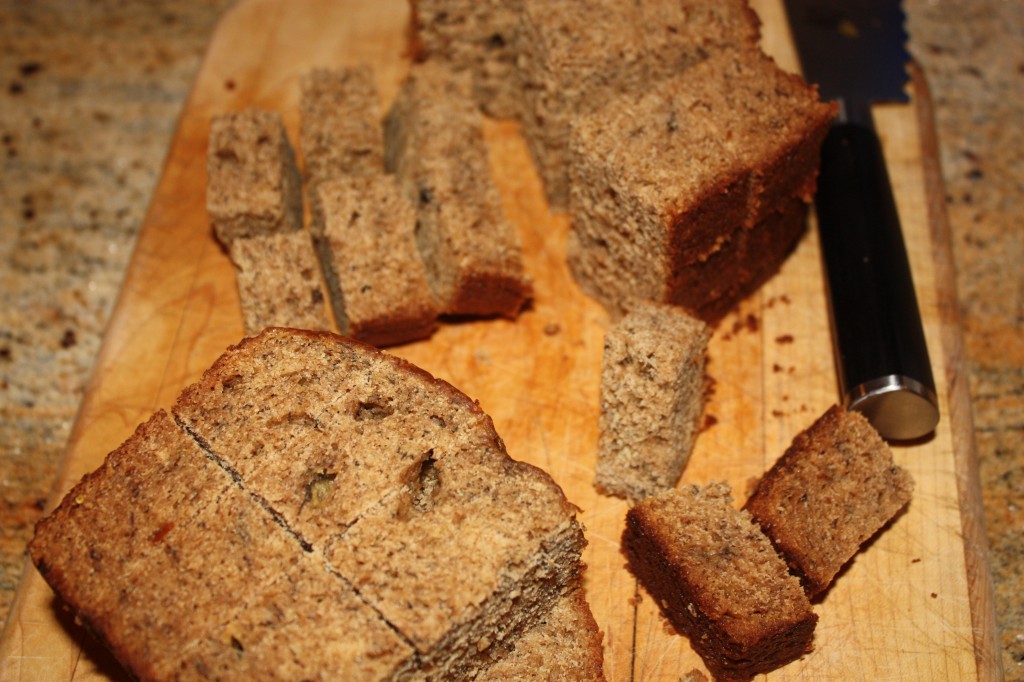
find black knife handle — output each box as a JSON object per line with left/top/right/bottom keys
{"left": 816, "top": 122, "right": 939, "bottom": 440}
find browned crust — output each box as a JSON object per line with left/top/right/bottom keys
{"left": 668, "top": 198, "right": 808, "bottom": 323}
{"left": 446, "top": 270, "right": 534, "bottom": 320}
{"left": 349, "top": 313, "right": 439, "bottom": 348}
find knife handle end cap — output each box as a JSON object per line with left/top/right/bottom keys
{"left": 847, "top": 374, "right": 940, "bottom": 442}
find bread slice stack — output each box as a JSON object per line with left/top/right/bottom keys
{"left": 29, "top": 328, "right": 599, "bottom": 681}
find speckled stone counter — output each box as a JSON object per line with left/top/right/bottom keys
{"left": 1, "top": 0, "right": 1021, "bottom": 677}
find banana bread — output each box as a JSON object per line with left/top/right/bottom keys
{"left": 410, "top": 0, "right": 524, "bottom": 119}
{"left": 567, "top": 47, "right": 835, "bottom": 321}
{"left": 383, "top": 61, "right": 532, "bottom": 318}
{"left": 624, "top": 482, "right": 817, "bottom": 680}
{"left": 299, "top": 65, "right": 385, "bottom": 186}
{"left": 594, "top": 299, "right": 711, "bottom": 502}
{"left": 228, "top": 229, "right": 332, "bottom": 335}
{"left": 206, "top": 108, "right": 303, "bottom": 246}
{"left": 743, "top": 406, "right": 915, "bottom": 597}
{"left": 515, "top": 0, "right": 761, "bottom": 208}
{"left": 31, "top": 328, "right": 587, "bottom": 681}
{"left": 311, "top": 174, "right": 440, "bottom": 346}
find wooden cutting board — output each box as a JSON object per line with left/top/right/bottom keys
{"left": 0, "top": 0, "right": 1002, "bottom": 679}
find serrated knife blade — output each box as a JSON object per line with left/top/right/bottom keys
{"left": 783, "top": 0, "right": 940, "bottom": 440}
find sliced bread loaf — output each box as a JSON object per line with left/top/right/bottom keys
{"left": 743, "top": 405, "right": 915, "bottom": 597}
{"left": 31, "top": 329, "right": 588, "bottom": 681}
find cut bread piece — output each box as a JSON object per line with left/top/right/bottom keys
{"left": 516, "top": 0, "right": 761, "bottom": 207}
{"left": 744, "top": 405, "right": 915, "bottom": 597}
{"left": 567, "top": 47, "right": 835, "bottom": 321}
{"left": 383, "top": 61, "right": 532, "bottom": 318}
{"left": 28, "top": 411, "right": 413, "bottom": 682}
{"left": 624, "top": 483, "right": 817, "bottom": 680}
{"left": 312, "top": 174, "right": 439, "bottom": 347}
{"left": 228, "top": 229, "right": 332, "bottom": 335}
{"left": 594, "top": 299, "right": 711, "bottom": 502}
{"left": 410, "top": 0, "right": 525, "bottom": 119}
{"left": 31, "top": 329, "right": 589, "bottom": 681}
{"left": 206, "top": 108, "right": 303, "bottom": 246}
{"left": 299, "top": 65, "right": 385, "bottom": 186}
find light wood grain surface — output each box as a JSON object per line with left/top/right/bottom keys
{"left": 0, "top": 0, "right": 1000, "bottom": 679}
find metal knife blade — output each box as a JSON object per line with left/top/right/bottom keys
{"left": 783, "top": 0, "right": 940, "bottom": 440}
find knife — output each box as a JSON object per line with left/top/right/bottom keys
{"left": 783, "top": 0, "right": 939, "bottom": 440}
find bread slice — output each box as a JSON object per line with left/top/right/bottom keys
{"left": 624, "top": 483, "right": 817, "bottom": 680}
{"left": 312, "top": 174, "right": 440, "bottom": 346}
{"left": 299, "top": 65, "right": 385, "bottom": 186}
{"left": 594, "top": 299, "right": 711, "bottom": 502}
{"left": 29, "top": 411, "right": 413, "bottom": 681}
{"left": 206, "top": 108, "right": 303, "bottom": 246}
{"left": 410, "top": 0, "right": 525, "bottom": 119}
{"left": 31, "top": 329, "right": 587, "bottom": 681}
{"left": 567, "top": 47, "right": 835, "bottom": 321}
{"left": 228, "top": 229, "right": 332, "bottom": 335}
{"left": 743, "top": 406, "right": 915, "bottom": 597}
{"left": 516, "top": 0, "right": 761, "bottom": 207}
{"left": 383, "top": 61, "right": 532, "bottom": 318}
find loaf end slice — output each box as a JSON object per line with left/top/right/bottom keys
{"left": 744, "top": 405, "right": 915, "bottom": 597}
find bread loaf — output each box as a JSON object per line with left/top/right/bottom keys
{"left": 567, "top": 47, "right": 835, "bottom": 321}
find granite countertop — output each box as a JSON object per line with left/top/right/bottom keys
{"left": 1, "top": 0, "right": 1021, "bottom": 678}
